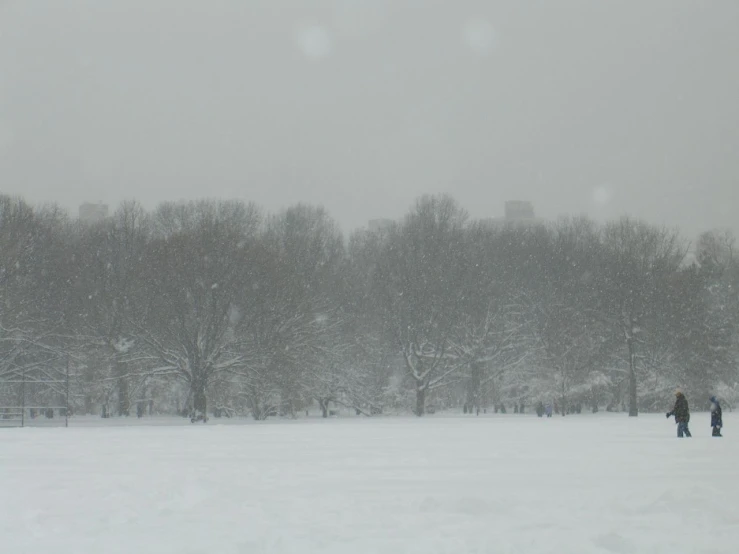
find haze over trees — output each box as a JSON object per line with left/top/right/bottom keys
{"left": 1, "top": 193, "right": 737, "bottom": 420}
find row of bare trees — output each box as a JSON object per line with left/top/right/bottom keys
{"left": 1, "top": 193, "right": 737, "bottom": 419}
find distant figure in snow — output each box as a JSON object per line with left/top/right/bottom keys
{"left": 536, "top": 401, "right": 544, "bottom": 418}
{"left": 545, "top": 403, "right": 553, "bottom": 418}
{"left": 666, "top": 390, "right": 691, "bottom": 438}
{"left": 710, "top": 396, "right": 723, "bottom": 437}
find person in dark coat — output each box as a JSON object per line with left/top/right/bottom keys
{"left": 666, "top": 390, "right": 692, "bottom": 438}
{"left": 710, "top": 396, "right": 723, "bottom": 437}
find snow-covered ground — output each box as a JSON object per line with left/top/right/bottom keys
{"left": 1, "top": 413, "right": 736, "bottom": 554}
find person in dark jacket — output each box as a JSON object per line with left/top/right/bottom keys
{"left": 710, "top": 396, "right": 723, "bottom": 437}
{"left": 666, "top": 390, "right": 691, "bottom": 438}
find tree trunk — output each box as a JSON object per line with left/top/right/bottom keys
{"left": 192, "top": 378, "right": 207, "bottom": 422}
{"left": 467, "top": 361, "right": 481, "bottom": 415}
{"left": 415, "top": 385, "right": 426, "bottom": 417}
{"left": 115, "top": 357, "right": 130, "bottom": 417}
{"left": 628, "top": 338, "right": 638, "bottom": 417}
{"left": 319, "top": 398, "right": 329, "bottom": 418}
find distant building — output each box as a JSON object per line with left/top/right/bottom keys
{"left": 79, "top": 202, "right": 109, "bottom": 224}
{"left": 368, "top": 218, "right": 394, "bottom": 233}
{"left": 504, "top": 200, "right": 535, "bottom": 221}
{"left": 483, "top": 201, "right": 543, "bottom": 228}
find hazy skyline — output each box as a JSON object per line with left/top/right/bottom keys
{"left": 1, "top": 0, "right": 737, "bottom": 236}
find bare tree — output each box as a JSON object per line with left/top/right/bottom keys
{"left": 0, "top": 197, "right": 73, "bottom": 413}
{"left": 373, "top": 195, "right": 470, "bottom": 415}
{"left": 344, "top": 227, "right": 401, "bottom": 415}
{"left": 70, "top": 201, "right": 149, "bottom": 416}
{"left": 3, "top": 191, "right": 733, "bottom": 421}
{"left": 599, "top": 218, "right": 688, "bottom": 416}
{"left": 136, "top": 200, "right": 262, "bottom": 421}
{"left": 255, "top": 204, "right": 348, "bottom": 417}
{"left": 671, "top": 234, "right": 739, "bottom": 399}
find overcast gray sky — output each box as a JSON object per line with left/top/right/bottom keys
{"left": 0, "top": 0, "right": 737, "bottom": 236}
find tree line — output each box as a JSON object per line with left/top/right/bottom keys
{"left": 1, "top": 193, "right": 737, "bottom": 420}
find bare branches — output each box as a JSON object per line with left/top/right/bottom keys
{"left": 3, "top": 193, "right": 737, "bottom": 418}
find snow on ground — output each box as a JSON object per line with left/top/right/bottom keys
{"left": 1, "top": 413, "right": 737, "bottom": 554}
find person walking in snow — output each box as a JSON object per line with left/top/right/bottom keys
{"left": 710, "top": 395, "right": 723, "bottom": 437}
{"left": 666, "top": 390, "right": 691, "bottom": 438}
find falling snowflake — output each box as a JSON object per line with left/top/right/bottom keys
{"left": 592, "top": 186, "right": 612, "bottom": 206}
{"left": 463, "top": 19, "right": 496, "bottom": 56}
{"left": 228, "top": 305, "right": 242, "bottom": 325}
{"left": 295, "top": 25, "right": 333, "bottom": 60}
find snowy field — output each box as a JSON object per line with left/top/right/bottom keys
{"left": 2, "top": 413, "right": 737, "bottom": 554}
